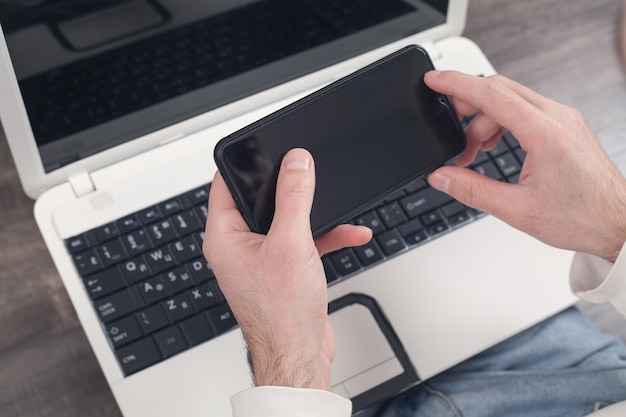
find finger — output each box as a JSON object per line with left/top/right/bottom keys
{"left": 450, "top": 96, "right": 479, "bottom": 119}
{"left": 490, "top": 74, "right": 563, "bottom": 113}
{"left": 204, "top": 172, "right": 255, "bottom": 261}
{"left": 206, "top": 171, "right": 251, "bottom": 234}
{"left": 424, "top": 70, "right": 550, "bottom": 142}
{"left": 455, "top": 113, "right": 506, "bottom": 166}
{"left": 428, "top": 165, "right": 524, "bottom": 222}
{"left": 464, "top": 112, "right": 504, "bottom": 146}
{"left": 269, "top": 148, "right": 316, "bottom": 237}
{"left": 480, "top": 129, "right": 506, "bottom": 152}
{"left": 315, "top": 224, "right": 373, "bottom": 256}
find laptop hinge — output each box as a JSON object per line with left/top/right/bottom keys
{"left": 421, "top": 41, "right": 442, "bottom": 61}
{"left": 69, "top": 172, "right": 95, "bottom": 197}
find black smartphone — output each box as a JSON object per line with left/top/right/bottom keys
{"left": 214, "top": 45, "right": 466, "bottom": 236}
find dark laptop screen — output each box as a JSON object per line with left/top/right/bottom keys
{"left": 0, "top": 0, "right": 447, "bottom": 172}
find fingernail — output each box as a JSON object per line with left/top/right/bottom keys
{"left": 428, "top": 171, "right": 450, "bottom": 193}
{"left": 426, "top": 70, "right": 442, "bottom": 78}
{"left": 284, "top": 148, "right": 311, "bottom": 171}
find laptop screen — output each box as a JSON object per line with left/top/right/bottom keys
{"left": 0, "top": 0, "right": 447, "bottom": 173}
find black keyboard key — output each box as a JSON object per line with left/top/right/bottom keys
{"left": 120, "top": 229, "right": 152, "bottom": 257}
{"left": 138, "top": 205, "right": 162, "bottom": 224}
{"left": 116, "top": 337, "right": 162, "bottom": 375}
{"left": 180, "top": 314, "right": 216, "bottom": 346}
{"left": 162, "top": 293, "right": 195, "bottom": 323}
{"left": 187, "top": 281, "right": 223, "bottom": 311}
{"left": 83, "top": 267, "right": 127, "bottom": 300}
{"left": 377, "top": 202, "right": 407, "bottom": 229}
{"left": 400, "top": 188, "right": 453, "bottom": 219}
{"left": 323, "top": 258, "right": 339, "bottom": 284}
{"left": 426, "top": 221, "right": 450, "bottom": 236}
{"left": 106, "top": 315, "right": 144, "bottom": 348}
{"left": 472, "top": 151, "right": 489, "bottom": 165}
{"left": 96, "top": 239, "right": 128, "bottom": 267}
{"left": 403, "top": 229, "right": 428, "bottom": 246}
{"left": 195, "top": 204, "right": 208, "bottom": 221}
{"left": 162, "top": 265, "right": 195, "bottom": 294}
{"left": 352, "top": 241, "right": 384, "bottom": 266}
{"left": 66, "top": 234, "right": 91, "bottom": 254}
{"left": 95, "top": 286, "right": 145, "bottom": 323}
{"left": 72, "top": 249, "right": 103, "bottom": 277}
{"left": 146, "top": 219, "right": 177, "bottom": 245}
{"left": 329, "top": 249, "right": 361, "bottom": 277}
{"left": 154, "top": 325, "right": 189, "bottom": 358}
{"left": 206, "top": 304, "right": 237, "bottom": 334}
{"left": 447, "top": 210, "right": 471, "bottom": 227}
{"left": 138, "top": 276, "right": 172, "bottom": 305}
{"left": 94, "top": 222, "right": 120, "bottom": 242}
{"left": 376, "top": 229, "right": 405, "bottom": 256}
{"left": 354, "top": 211, "right": 386, "bottom": 234}
{"left": 502, "top": 132, "right": 521, "bottom": 149}
{"left": 397, "top": 218, "right": 423, "bottom": 238}
{"left": 117, "top": 214, "right": 142, "bottom": 234}
{"left": 171, "top": 210, "right": 203, "bottom": 235}
{"left": 144, "top": 246, "right": 177, "bottom": 274}
{"left": 120, "top": 257, "right": 152, "bottom": 284}
{"left": 487, "top": 140, "right": 510, "bottom": 157}
{"left": 169, "top": 236, "right": 202, "bottom": 263}
{"left": 420, "top": 210, "right": 443, "bottom": 226}
{"left": 472, "top": 160, "right": 503, "bottom": 180}
{"left": 493, "top": 153, "right": 521, "bottom": 177}
{"left": 187, "top": 186, "right": 210, "bottom": 205}
{"left": 187, "top": 258, "right": 214, "bottom": 283}
{"left": 159, "top": 197, "right": 186, "bottom": 216}
{"left": 441, "top": 202, "right": 465, "bottom": 218}
{"left": 137, "top": 304, "right": 170, "bottom": 334}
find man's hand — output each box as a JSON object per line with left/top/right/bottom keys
{"left": 203, "top": 148, "right": 372, "bottom": 390}
{"left": 425, "top": 70, "right": 626, "bottom": 262}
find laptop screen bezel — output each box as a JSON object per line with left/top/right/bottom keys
{"left": 0, "top": 0, "right": 467, "bottom": 199}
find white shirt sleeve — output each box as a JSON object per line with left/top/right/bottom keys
{"left": 569, "top": 242, "right": 626, "bottom": 417}
{"left": 231, "top": 386, "right": 352, "bottom": 417}
{"left": 570, "top": 242, "right": 626, "bottom": 316}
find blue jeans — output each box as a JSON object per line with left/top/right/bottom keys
{"left": 359, "top": 306, "right": 626, "bottom": 417}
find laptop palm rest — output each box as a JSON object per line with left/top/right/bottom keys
{"left": 329, "top": 293, "right": 420, "bottom": 413}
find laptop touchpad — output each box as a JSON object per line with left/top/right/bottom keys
{"left": 329, "top": 294, "right": 420, "bottom": 411}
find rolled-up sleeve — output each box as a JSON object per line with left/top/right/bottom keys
{"left": 231, "top": 386, "right": 352, "bottom": 417}
{"left": 570, "top": 242, "right": 626, "bottom": 316}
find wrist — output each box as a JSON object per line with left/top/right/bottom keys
{"left": 249, "top": 345, "right": 333, "bottom": 390}
{"left": 596, "top": 182, "right": 626, "bottom": 263}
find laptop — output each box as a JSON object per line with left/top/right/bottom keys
{"left": 0, "top": 0, "right": 577, "bottom": 415}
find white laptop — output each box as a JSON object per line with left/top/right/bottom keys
{"left": 0, "top": 0, "right": 576, "bottom": 415}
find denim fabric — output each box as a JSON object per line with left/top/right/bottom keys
{"left": 359, "top": 306, "right": 626, "bottom": 417}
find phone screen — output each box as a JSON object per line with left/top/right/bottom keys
{"left": 215, "top": 45, "right": 465, "bottom": 236}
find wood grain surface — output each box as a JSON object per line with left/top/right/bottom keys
{"left": 1, "top": 1, "right": 625, "bottom": 416}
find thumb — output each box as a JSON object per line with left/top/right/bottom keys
{"left": 428, "top": 166, "right": 519, "bottom": 220}
{"left": 270, "top": 148, "right": 316, "bottom": 236}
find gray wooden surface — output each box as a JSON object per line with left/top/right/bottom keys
{"left": 1, "top": 1, "right": 625, "bottom": 416}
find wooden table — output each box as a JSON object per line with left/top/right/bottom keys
{"left": 1, "top": 1, "right": 625, "bottom": 416}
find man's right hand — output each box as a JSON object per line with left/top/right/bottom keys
{"left": 425, "top": 70, "right": 626, "bottom": 262}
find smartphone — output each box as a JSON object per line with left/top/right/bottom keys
{"left": 214, "top": 45, "right": 466, "bottom": 236}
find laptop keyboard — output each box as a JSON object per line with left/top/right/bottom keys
{"left": 65, "top": 125, "right": 525, "bottom": 377}
{"left": 20, "top": 0, "right": 415, "bottom": 146}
